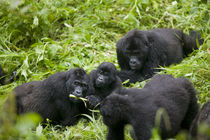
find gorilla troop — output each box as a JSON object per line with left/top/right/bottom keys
{"left": 117, "top": 28, "right": 203, "bottom": 85}
{"left": 100, "top": 74, "right": 199, "bottom": 140}
{"left": 14, "top": 68, "right": 90, "bottom": 126}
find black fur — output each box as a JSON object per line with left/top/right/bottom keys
{"left": 0, "top": 66, "right": 5, "bottom": 85}
{"left": 190, "top": 101, "right": 210, "bottom": 140}
{"left": 117, "top": 28, "right": 203, "bottom": 84}
{"left": 14, "top": 68, "right": 90, "bottom": 126}
{"left": 100, "top": 74, "right": 199, "bottom": 140}
{"left": 87, "top": 62, "right": 122, "bottom": 109}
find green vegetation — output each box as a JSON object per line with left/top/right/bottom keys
{"left": 0, "top": 0, "right": 209, "bottom": 139}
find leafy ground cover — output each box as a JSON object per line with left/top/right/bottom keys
{"left": 0, "top": 0, "right": 209, "bottom": 139}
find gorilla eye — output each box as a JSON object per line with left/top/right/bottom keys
{"left": 133, "top": 50, "right": 140, "bottom": 55}
{"left": 82, "top": 84, "right": 88, "bottom": 88}
{"left": 74, "top": 81, "right": 80, "bottom": 85}
{"left": 98, "top": 70, "right": 103, "bottom": 74}
{"left": 125, "top": 50, "right": 131, "bottom": 54}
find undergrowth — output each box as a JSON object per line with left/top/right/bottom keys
{"left": 0, "top": 0, "right": 209, "bottom": 139}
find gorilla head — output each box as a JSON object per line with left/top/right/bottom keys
{"left": 86, "top": 62, "right": 122, "bottom": 109}
{"left": 117, "top": 29, "right": 149, "bottom": 71}
{"left": 100, "top": 93, "right": 129, "bottom": 126}
{"left": 66, "top": 69, "right": 89, "bottom": 98}
{"left": 94, "top": 62, "right": 117, "bottom": 88}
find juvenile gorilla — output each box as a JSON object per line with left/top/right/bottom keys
{"left": 190, "top": 101, "right": 210, "bottom": 140}
{"left": 14, "top": 68, "right": 90, "bottom": 126}
{"left": 86, "top": 62, "right": 122, "bottom": 108}
{"left": 100, "top": 74, "right": 199, "bottom": 140}
{"left": 117, "top": 29, "right": 203, "bottom": 84}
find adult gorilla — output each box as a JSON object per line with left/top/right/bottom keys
{"left": 100, "top": 74, "right": 199, "bottom": 140}
{"left": 117, "top": 29, "right": 203, "bottom": 84}
{"left": 14, "top": 68, "right": 90, "bottom": 126}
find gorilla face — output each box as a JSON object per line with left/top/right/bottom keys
{"left": 124, "top": 32, "right": 149, "bottom": 71}
{"left": 95, "top": 62, "right": 117, "bottom": 88}
{"left": 125, "top": 49, "right": 144, "bottom": 71}
{"left": 66, "top": 69, "right": 89, "bottom": 98}
{"left": 70, "top": 80, "right": 89, "bottom": 97}
{"left": 95, "top": 70, "right": 109, "bottom": 88}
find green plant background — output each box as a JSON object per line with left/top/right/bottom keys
{"left": 0, "top": 0, "right": 209, "bottom": 139}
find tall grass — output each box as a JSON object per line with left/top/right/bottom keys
{"left": 0, "top": 0, "right": 209, "bottom": 139}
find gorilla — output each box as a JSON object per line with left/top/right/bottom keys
{"left": 190, "top": 101, "right": 210, "bottom": 140}
{"left": 86, "top": 62, "right": 122, "bottom": 109}
{"left": 14, "top": 68, "right": 90, "bottom": 126}
{"left": 0, "top": 66, "right": 17, "bottom": 85}
{"left": 100, "top": 74, "right": 199, "bottom": 140}
{"left": 116, "top": 29, "right": 204, "bottom": 84}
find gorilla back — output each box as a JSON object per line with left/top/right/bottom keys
{"left": 100, "top": 74, "right": 199, "bottom": 140}
{"left": 14, "top": 68, "right": 90, "bottom": 126}
{"left": 117, "top": 28, "right": 203, "bottom": 84}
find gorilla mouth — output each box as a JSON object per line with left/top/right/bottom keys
{"left": 130, "top": 65, "right": 137, "bottom": 70}
{"left": 69, "top": 94, "right": 87, "bottom": 101}
{"left": 129, "top": 63, "right": 142, "bottom": 71}
{"left": 95, "top": 81, "right": 105, "bottom": 88}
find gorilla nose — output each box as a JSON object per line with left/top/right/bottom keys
{"left": 130, "top": 59, "right": 136, "bottom": 65}
{"left": 74, "top": 90, "right": 82, "bottom": 97}
{"left": 98, "top": 77, "right": 103, "bottom": 81}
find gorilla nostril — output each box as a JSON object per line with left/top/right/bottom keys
{"left": 74, "top": 90, "right": 82, "bottom": 96}
{"left": 130, "top": 60, "right": 136, "bottom": 65}
{"left": 99, "top": 77, "right": 103, "bottom": 81}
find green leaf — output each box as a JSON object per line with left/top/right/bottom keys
{"left": 33, "top": 16, "right": 39, "bottom": 26}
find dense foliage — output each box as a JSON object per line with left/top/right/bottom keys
{"left": 0, "top": 0, "right": 209, "bottom": 139}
